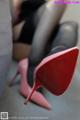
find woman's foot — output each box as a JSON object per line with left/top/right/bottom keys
{"left": 9, "top": 59, "right": 51, "bottom": 110}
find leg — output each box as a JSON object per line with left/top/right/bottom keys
{"left": 13, "top": 12, "right": 36, "bottom": 61}
{"left": 13, "top": 43, "right": 31, "bottom": 61}
{"left": 29, "top": 0, "right": 67, "bottom": 64}
{"left": 27, "top": 0, "right": 67, "bottom": 85}
{"left": 12, "top": 1, "right": 46, "bottom": 61}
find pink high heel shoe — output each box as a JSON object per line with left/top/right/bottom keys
{"left": 25, "top": 47, "right": 79, "bottom": 104}
{"left": 9, "top": 59, "right": 51, "bottom": 110}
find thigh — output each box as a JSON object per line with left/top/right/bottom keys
{"left": 13, "top": 21, "right": 25, "bottom": 41}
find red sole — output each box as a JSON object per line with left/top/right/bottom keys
{"left": 34, "top": 47, "right": 79, "bottom": 95}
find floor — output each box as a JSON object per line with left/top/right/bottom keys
{"left": 0, "top": 5, "right": 80, "bottom": 120}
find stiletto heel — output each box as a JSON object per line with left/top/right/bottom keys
{"left": 9, "top": 71, "right": 19, "bottom": 86}
{"left": 24, "top": 80, "right": 42, "bottom": 104}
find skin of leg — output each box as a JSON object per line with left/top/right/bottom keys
{"left": 13, "top": 21, "right": 25, "bottom": 41}
{"left": 13, "top": 21, "right": 31, "bottom": 61}
{"left": 13, "top": 43, "right": 31, "bottom": 61}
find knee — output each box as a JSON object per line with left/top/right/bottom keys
{"left": 52, "top": 21, "right": 78, "bottom": 49}
{"left": 60, "top": 21, "right": 78, "bottom": 33}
